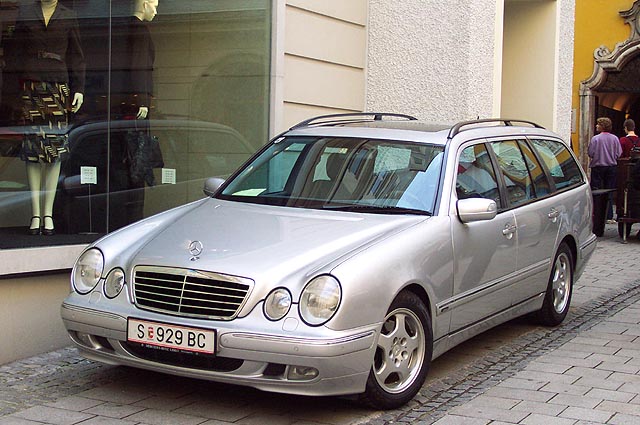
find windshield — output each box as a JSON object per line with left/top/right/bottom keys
{"left": 217, "top": 136, "right": 444, "bottom": 214}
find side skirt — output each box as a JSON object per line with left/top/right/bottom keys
{"left": 432, "top": 293, "right": 545, "bottom": 359}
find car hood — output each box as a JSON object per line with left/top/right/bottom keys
{"left": 131, "top": 199, "right": 424, "bottom": 284}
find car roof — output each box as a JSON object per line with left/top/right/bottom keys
{"left": 284, "top": 113, "right": 563, "bottom": 147}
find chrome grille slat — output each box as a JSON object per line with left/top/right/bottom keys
{"left": 182, "top": 282, "right": 247, "bottom": 294}
{"left": 135, "top": 297, "right": 181, "bottom": 307}
{"left": 133, "top": 267, "right": 253, "bottom": 320}
{"left": 179, "top": 289, "right": 246, "bottom": 300}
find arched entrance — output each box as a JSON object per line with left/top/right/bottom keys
{"left": 580, "top": 0, "right": 640, "bottom": 169}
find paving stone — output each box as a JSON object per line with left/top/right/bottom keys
{"left": 77, "top": 384, "right": 151, "bottom": 405}
{"left": 431, "top": 416, "right": 491, "bottom": 424}
{"left": 559, "top": 406, "right": 613, "bottom": 423}
{"left": 608, "top": 412, "right": 640, "bottom": 424}
{"left": 548, "top": 393, "right": 602, "bottom": 409}
{"left": 596, "top": 400, "right": 640, "bottom": 416}
{"left": 83, "top": 402, "right": 146, "bottom": 419}
{"left": 524, "top": 362, "right": 572, "bottom": 374}
{"left": 595, "top": 361, "right": 640, "bottom": 374}
{"left": 459, "top": 395, "right": 519, "bottom": 410}
{"left": 562, "top": 367, "right": 612, "bottom": 380}
{"left": 447, "top": 405, "right": 528, "bottom": 423}
{"left": 45, "top": 395, "right": 105, "bottom": 412}
{"left": 75, "top": 418, "right": 138, "bottom": 425}
{"left": 0, "top": 417, "right": 46, "bottom": 425}
{"left": 511, "top": 400, "right": 567, "bottom": 416}
{"left": 496, "top": 377, "right": 547, "bottom": 391}
{"left": 571, "top": 376, "right": 622, "bottom": 391}
{"left": 125, "top": 408, "right": 207, "bottom": 425}
{"left": 521, "top": 414, "right": 577, "bottom": 425}
{"left": 534, "top": 355, "right": 601, "bottom": 368}
{"left": 584, "top": 388, "right": 635, "bottom": 403}
{"left": 539, "top": 383, "right": 591, "bottom": 396}
{"left": 12, "top": 405, "right": 95, "bottom": 425}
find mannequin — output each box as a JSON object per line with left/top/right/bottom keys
{"left": 132, "top": 0, "right": 157, "bottom": 120}
{"left": 15, "top": 0, "right": 86, "bottom": 235}
{"left": 108, "top": 0, "right": 157, "bottom": 230}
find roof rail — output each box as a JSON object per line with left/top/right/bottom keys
{"left": 447, "top": 118, "right": 544, "bottom": 139}
{"left": 289, "top": 112, "right": 418, "bottom": 130}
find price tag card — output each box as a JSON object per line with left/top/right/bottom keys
{"left": 80, "top": 166, "right": 97, "bottom": 184}
{"left": 162, "top": 168, "right": 176, "bottom": 185}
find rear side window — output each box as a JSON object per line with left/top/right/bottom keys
{"left": 491, "top": 140, "right": 535, "bottom": 207}
{"left": 518, "top": 141, "right": 552, "bottom": 197}
{"left": 530, "top": 139, "right": 584, "bottom": 190}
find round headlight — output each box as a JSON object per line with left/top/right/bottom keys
{"left": 264, "top": 288, "right": 292, "bottom": 321}
{"left": 104, "top": 268, "right": 126, "bottom": 299}
{"left": 299, "top": 275, "right": 341, "bottom": 326}
{"left": 72, "top": 248, "right": 104, "bottom": 294}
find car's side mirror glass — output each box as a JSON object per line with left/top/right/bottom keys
{"left": 203, "top": 177, "right": 225, "bottom": 197}
{"left": 457, "top": 198, "right": 497, "bottom": 223}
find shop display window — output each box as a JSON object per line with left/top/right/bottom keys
{"left": 0, "top": 0, "right": 271, "bottom": 249}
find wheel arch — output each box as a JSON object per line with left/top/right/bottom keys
{"left": 400, "top": 283, "right": 433, "bottom": 319}
{"left": 559, "top": 234, "right": 577, "bottom": 270}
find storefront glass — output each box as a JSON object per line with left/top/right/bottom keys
{"left": 0, "top": 0, "right": 271, "bottom": 249}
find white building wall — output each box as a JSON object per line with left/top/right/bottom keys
{"left": 365, "top": 0, "right": 499, "bottom": 122}
{"left": 276, "top": 0, "right": 368, "bottom": 132}
{"left": 365, "top": 0, "right": 575, "bottom": 140}
{"left": 555, "top": 0, "right": 576, "bottom": 142}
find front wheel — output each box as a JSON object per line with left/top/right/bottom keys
{"left": 360, "top": 290, "right": 432, "bottom": 409}
{"left": 536, "top": 243, "right": 573, "bottom": 326}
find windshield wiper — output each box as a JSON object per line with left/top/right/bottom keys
{"left": 322, "top": 204, "right": 431, "bottom": 215}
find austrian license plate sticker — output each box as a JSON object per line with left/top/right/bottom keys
{"left": 127, "top": 318, "right": 215, "bottom": 355}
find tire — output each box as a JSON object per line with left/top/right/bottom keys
{"left": 537, "top": 243, "right": 573, "bottom": 326}
{"left": 618, "top": 222, "right": 632, "bottom": 239}
{"left": 360, "top": 290, "right": 432, "bottom": 410}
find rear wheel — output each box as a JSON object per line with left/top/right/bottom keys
{"left": 360, "top": 290, "right": 432, "bottom": 409}
{"left": 537, "top": 242, "right": 573, "bottom": 326}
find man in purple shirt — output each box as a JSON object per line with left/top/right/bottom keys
{"left": 588, "top": 117, "right": 622, "bottom": 221}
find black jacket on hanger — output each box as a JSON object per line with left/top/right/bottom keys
{"left": 13, "top": 1, "right": 86, "bottom": 94}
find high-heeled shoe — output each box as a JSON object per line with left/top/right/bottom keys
{"left": 28, "top": 216, "right": 41, "bottom": 235}
{"left": 42, "top": 215, "right": 55, "bottom": 236}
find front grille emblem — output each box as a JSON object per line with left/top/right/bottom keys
{"left": 188, "top": 240, "right": 203, "bottom": 261}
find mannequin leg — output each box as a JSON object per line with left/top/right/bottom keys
{"left": 25, "top": 162, "right": 42, "bottom": 233}
{"left": 42, "top": 162, "right": 61, "bottom": 235}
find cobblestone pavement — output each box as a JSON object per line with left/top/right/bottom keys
{"left": 2, "top": 223, "right": 640, "bottom": 425}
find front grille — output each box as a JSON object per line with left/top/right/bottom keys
{"left": 132, "top": 266, "right": 253, "bottom": 320}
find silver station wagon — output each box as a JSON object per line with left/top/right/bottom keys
{"left": 61, "top": 113, "right": 597, "bottom": 409}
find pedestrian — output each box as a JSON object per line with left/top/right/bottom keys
{"left": 588, "top": 117, "right": 622, "bottom": 223}
{"left": 620, "top": 118, "right": 639, "bottom": 158}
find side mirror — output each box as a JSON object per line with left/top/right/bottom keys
{"left": 457, "top": 198, "right": 497, "bottom": 223}
{"left": 203, "top": 177, "right": 225, "bottom": 197}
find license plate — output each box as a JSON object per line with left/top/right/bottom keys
{"left": 127, "top": 318, "right": 216, "bottom": 355}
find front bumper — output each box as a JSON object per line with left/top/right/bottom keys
{"left": 61, "top": 297, "right": 378, "bottom": 397}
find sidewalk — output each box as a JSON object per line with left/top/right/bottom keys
{"left": 2, "top": 223, "right": 640, "bottom": 425}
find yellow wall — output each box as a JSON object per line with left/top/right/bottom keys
{"left": 572, "top": 0, "right": 632, "bottom": 151}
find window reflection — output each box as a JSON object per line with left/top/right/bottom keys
{"left": 0, "top": 0, "right": 271, "bottom": 249}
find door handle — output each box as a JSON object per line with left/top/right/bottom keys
{"left": 502, "top": 223, "right": 517, "bottom": 239}
{"left": 548, "top": 208, "right": 559, "bottom": 223}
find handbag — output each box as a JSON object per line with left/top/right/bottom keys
{"left": 125, "top": 125, "right": 164, "bottom": 186}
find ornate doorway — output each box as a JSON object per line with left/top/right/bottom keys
{"left": 580, "top": 0, "right": 640, "bottom": 169}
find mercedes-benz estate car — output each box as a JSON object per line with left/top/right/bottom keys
{"left": 61, "top": 113, "right": 596, "bottom": 409}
